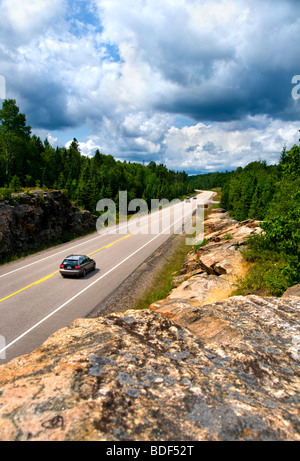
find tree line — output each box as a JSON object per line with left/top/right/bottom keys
{"left": 188, "top": 141, "right": 300, "bottom": 295}
{"left": 222, "top": 146, "right": 299, "bottom": 295}
{"left": 188, "top": 170, "right": 232, "bottom": 191}
{"left": 0, "top": 99, "right": 192, "bottom": 212}
{"left": 188, "top": 160, "right": 282, "bottom": 222}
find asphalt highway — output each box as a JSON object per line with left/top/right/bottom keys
{"left": 0, "top": 190, "right": 214, "bottom": 364}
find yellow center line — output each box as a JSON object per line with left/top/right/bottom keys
{"left": 87, "top": 234, "right": 131, "bottom": 256}
{"left": 0, "top": 234, "right": 131, "bottom": 304}
{"left": 34, "top": 271, "right": 60, "bottom": 285}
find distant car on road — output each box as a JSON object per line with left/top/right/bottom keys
{"left": 185, "top": 197, "right": 190, "bottom": 202}
{"left": 59, "top": 255, "right": 96, "bottom": 277}
{"left": 193, "top": 196, "right": 197, "bottom": 199}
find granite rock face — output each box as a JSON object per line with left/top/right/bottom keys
{"left": 166, "top": 210, "right": 260, "bottom": 308}
{"left": 167, "top": 273, "right": 236, "bottom": 306}
{"left": 283, "top": 285, "right": 300, "bottom": 299}
{"left": 0, "top": 295, "right": 299, "bottom": 441}
{"left": 201, "top": 209, "right": 262, "bottom": 245}
{"left": 0, "top": 190, "right": 97, "bottom": 260}
{"left": 195, "top": 211, "right": 262, "bottom": 281}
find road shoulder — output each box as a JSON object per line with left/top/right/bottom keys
{"left": 86, "top": 232, "right": 187, "bottom": 318}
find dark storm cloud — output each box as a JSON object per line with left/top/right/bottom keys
{"left": 157, "top": 65, "right": 300, "bottom": 123}
{"left": 1, "top": 0, "right": 300, "bottom": 171}
{"left": 14, "top": 79, "right": 74, "bottom": 130}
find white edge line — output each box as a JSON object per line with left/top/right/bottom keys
{"left": 0, "top": 207, "right": 197, "bottom": 356}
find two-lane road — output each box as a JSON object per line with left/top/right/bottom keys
{"left": 0, "top": 191, "right": 214, "bottom": 363}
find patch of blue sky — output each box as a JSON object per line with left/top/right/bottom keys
{"left": 66, "top": 0, "right": 103, "bottom": 35}
{"left": 65, "top": 1, "right": 121, "bottom": 63}
{"left": 104, "top": 44, "right": 122, "bottom": 63}
{"left": 36, "top": 125, "right": 91, "bottom": 149}
{"left": 172, "top": 116, "right": 197, "bottom": 129}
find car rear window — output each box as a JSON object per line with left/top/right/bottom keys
{"left": 62, "top": 259, "right": 79, "bottom": 266}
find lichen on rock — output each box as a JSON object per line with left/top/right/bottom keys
{"left": 0, "top": 296, "right": 299, "bottom": 441}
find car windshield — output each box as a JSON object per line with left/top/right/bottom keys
{"left": 63, "top": 259, "right": 79, "bottom": 266}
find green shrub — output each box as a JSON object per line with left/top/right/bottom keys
{"left": 0, "top": 187, "right": 12, "bottom": 201}
{"left": 9, "top": 175, "right": 23, "bottom": 192}
{"left": 193, "top": 238, "right": 209, "bottom": 253}
{"left": 233, "top": 249, "right": 291, "bottom": 297}
{"left": 235, "top": 219, "right": 300, "bottom": 296}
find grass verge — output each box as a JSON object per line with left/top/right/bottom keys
{"left": 230, "top": 245, "right": 291, "bottom": 297}
{"left": 210, "top": 187, "right": 222, "bottom": 210}
{"left": 133, "top": 233, "right": 193, "bottom": 310}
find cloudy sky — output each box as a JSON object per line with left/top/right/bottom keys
{"left": 0, "top": 0, "right": 300, "bottom": 173}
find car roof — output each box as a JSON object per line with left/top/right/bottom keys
{"left": 64, "top": 255, "right": 86, "bottom": 260}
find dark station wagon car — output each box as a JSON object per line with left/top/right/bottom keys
{"left": 59, "top": 254, "right": 96, "bottom": 277}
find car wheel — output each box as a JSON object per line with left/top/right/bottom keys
{"left": 92, "top": 263, "right": 96, "bottom": 271}
{"left": 82, "top": 269, "right": 87, "bottom": 277}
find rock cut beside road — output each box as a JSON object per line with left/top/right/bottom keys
{"left": 0, "top": 190, "right": 97, "bottom": 261}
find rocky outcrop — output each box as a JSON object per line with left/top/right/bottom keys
{"left": 168, "top": 273, "right": 236, "bottom": 306}
{"left": 162, "top": 209, "right": 261, "bottom": 308}
{"left": 283, "top": 285, "right": 300, "bottom": 298}
{"left": 0, "top": 295, "right": 299, "bottom": 441}
{"left": 0, "top": 206, "right": 299, "bottom": 441}
{"left": 195, "top": 209, "right": 261, "bottom": 279}
{"left": 0, "top": 190, "right": 97, "bottom": 261}
{"left": 201, "top": 208, "right": 261, "bottom": 243}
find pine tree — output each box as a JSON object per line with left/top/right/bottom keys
{"left": 0, "top": 99, "right": 31, "bottom": 178}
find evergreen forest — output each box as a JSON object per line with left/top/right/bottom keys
{"left": 0, "top": 99, "right": 191, "bottom": 212}
{"left": 217, "top": 148, "right": 299, "bottom": 296}
{"left": 188, "top": 141, "right": 300, "bottom": 296}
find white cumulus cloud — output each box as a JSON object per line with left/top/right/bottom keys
{"left": 0, "top": 0, "right": 299, "bottom": 172}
